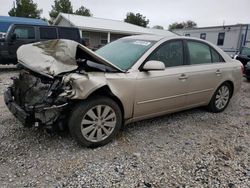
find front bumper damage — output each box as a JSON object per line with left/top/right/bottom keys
{"left": 4, "top": 87, "right": 69, "bottom": 128}
{"left": 4, "top": 88, "right": 30, "bottom": 125}
{"left": 4, "top": 71, "right": 70, "bottom": 128}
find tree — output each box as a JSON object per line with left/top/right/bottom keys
{"left": 8, "top": 0, "right": 42, "bottom": 18}
{"left": 168, "top": 22, "right": 185, "bottom": 30}
{"left": 168, "top": 20, "right": 197, "bottom": 30}
{"left": 185, "top": 20, "right": 197, "bottom": 28}
{"left": 49, "top": 0, "right": 73, "bottom": 20}
{"left": 124, "top": 12, "right": 149, "bottom": 28}
{"left": 152, "top": 25, "right": 164, "bottom": 30}
{"left": 74, "top": 6, "right": 92, "bottom": 16}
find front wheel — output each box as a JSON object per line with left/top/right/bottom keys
{"left": 207, "top": 83, "right": 232, "bottom": 113}
{"left": 68, "top": 96, "right": 122, "bottom": 147}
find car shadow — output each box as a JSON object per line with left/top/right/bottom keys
{"left": 123, "top": 107, "right": 206, "bottom": 130}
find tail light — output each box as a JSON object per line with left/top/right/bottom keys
{"left": 241, "top": 64, "right": 244, "bottom": 74}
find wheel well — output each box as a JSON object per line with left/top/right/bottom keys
{"left": 87, "top": 86, "right": 125, "bottom": 118}
{"left": 223, "top": 80, "right": 234, "bottom": 98}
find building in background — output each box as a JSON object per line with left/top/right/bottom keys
{"left": 173, "top": 24, "right": 250, "bottom": 55}
{"left": 0, "top": 16, "right": 48, "bottom": 38}
{"left": 53, "top": 13, "right": 176, "bottom": 50}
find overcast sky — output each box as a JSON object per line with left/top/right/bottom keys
{"left": 0, "top": 0, "right": 249, "bottom": 28}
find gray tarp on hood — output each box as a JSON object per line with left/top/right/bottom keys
{"left": 17, "top": 39, "right": 123, "bottom": 78}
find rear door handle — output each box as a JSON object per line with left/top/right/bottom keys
{"left": 216, "top": 69, "right": 221, "bottom": 76}
{"left": 179, "top": 74, "right": 188, "bottom": 80}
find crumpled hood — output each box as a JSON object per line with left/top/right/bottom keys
{"left": 17, "top": 39, "right": 123, "bottom": 78}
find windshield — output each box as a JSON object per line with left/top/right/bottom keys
{"left": 95, "top": 38, "right": 155, "bottom": 70}
{"left": 241, "top": 47, "right": 250, "bottom": 56}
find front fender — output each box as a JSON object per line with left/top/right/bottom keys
{"left": 61, "top": 73, "right": 107, "bottom": 99}
{"left": 61, "top": 72, "right": 136, "bottom": 120}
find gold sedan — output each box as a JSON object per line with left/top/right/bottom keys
{"left": 5, "top": 35, "right": 243, "bottom": 147}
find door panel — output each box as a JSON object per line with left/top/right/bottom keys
{"left": 184, "top": 64, "right": 225, "bottom": 106}
{"left": 134, "top": 67, "right": 189, "bottom": 118}
{"left": 185, "top": 40, "right": 226, "bottom": 106}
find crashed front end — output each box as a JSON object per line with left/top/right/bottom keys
{"left": 4, "top": 39, "right": 122, "bottom": 129}
{"left": 4, "top": 70, "right": 70, "bottom": 128}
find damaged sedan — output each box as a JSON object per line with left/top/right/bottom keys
{"left": 4, "top": 35, "right": 243, "bottom": 147}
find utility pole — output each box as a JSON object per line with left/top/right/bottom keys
{"left": 13, "top": 1, "right": 16, "bottom": 17}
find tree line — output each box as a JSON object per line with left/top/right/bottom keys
{"left": 8, "top": 0, "right": 197, "bottom": 30}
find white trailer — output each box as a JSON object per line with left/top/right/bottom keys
{"left": 173, "top": 24, "right": 250, "bottom": 56}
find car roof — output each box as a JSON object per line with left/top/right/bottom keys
{"left": 123, "top": 34, "right": 223, "bottom": 45}
{"left": 122, "top": 34, "right": 207, "bottom": 42}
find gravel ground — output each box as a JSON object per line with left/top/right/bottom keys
{"left": 0, "top": 66, "right": 250, "bottom": 188}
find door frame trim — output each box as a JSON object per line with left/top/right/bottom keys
{"left": 137, "top": 88, "right": 214, "bottom": 105}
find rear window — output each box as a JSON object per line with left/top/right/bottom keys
{"left": 58, "top": 28, "right": 79, "bottom": 42}
{"left": 211, "top": 48, "right": 221, "bottom": 62}
{"left": 39, "top": 27, "right": 57, "bottom": 39}
{"left": 187, "top": 41, "right": 212, "bottom": 64}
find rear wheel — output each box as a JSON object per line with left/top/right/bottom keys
{"left": 207, "top": 83, "right": 232, "bottom": 113}
{"left": 68, "top": 96, "right": 122, "bottom": 147}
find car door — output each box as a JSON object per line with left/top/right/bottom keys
{"left": 134, "top": 40, "right": 189, "bottom": 118}
{"left": 8, "top": 26, "right": 36, "bottom": 61}
{"left": 184, "top": 40, "right": 226, "bottom": 107}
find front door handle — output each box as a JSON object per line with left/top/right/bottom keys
{"left": 179, "top": 74, "right": 188, "bottom": 80}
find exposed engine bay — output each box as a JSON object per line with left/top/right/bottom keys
{"left": 9, "top": 70, "right": 69, "bottom": 128}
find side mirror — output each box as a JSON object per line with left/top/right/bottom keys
{"left": 11, "top": 33, "right": 17, "bottom": 41}
{"left": 142, "top": 60, "right": 165, "bottom": 71}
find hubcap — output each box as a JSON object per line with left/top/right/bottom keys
{"left": 215, "top": 85, "right": 230, "bottom": 110}
{"left": 81, "top": 105, "right": 116, "bottom": 142}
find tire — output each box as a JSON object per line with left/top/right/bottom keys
{"left": 207, "top": 82, "right": 232, "bottom": 113}
{"left": 68, "top": 96, "right": 122, "bottom": 148}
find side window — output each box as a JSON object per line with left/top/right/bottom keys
{"left": 39, "top": 27, "right": 57, "bottom": 39}
{"left": 211, "top": 48, "right": 221, "bottom": 62}
{"left": 148, "top": 40, "right": 184, "bottom": 67}
{"left": 58, "top": 28, "right": 79, "bottom": 42}
{"left": 187, "top": 41, "right": 212, "bottom": 64}
{"left": 217, "top": 32, "right": 225, "bottom": 46}
{"left": 13, "top": 27, "right": 35, "bottom": 39}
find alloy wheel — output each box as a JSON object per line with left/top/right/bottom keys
{"left": 81, "top": 105, "right": 116, "bottom": 143}
{"left": 215, "top": 85, "right": 230, "bottom": 110}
